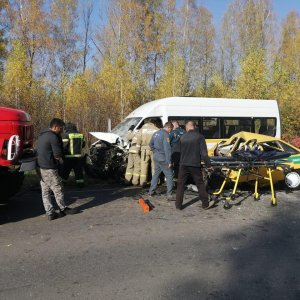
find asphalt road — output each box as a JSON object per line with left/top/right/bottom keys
{"left": 0, "top": 182, "right": 300, "bottom": 300}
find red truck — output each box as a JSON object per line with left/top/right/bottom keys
{"left": 0, "top": 106, "right": 35, "bottom": 202}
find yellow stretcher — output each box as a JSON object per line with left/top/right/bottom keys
{"left": 210, "top": 155, "right": 290, "bottom": 209}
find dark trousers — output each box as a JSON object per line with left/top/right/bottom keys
{"left": 61, "top": 158, "right": 84, "bottom": 182}
{"left": 175, "top": 165, "right": 208, "bottom": 208}
{"left": 171, "top": 152, "right": 181, "bottom": 179}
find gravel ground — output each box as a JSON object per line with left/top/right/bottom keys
{"left": 0, "top": 182, "right": 299, "bottom": 300}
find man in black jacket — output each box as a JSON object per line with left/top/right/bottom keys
{"left": 37, "top": 118, "right": 79, "bottom": 220}
{"left": 175, "top": 120, "right": 214, "bottom": 210}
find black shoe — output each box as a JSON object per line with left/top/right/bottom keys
{"left": 202, "top": 200, "right": 215, "bottom": 210}
{"left": 48, "top": 211, "right": 63, "bottom": 221}
{"left": 149, "top": 191, "right": 157, "bottom": 197}
{"left": 61, "top": 207, "right": 80, "bottom": 215}
{"left": 175, "top": 205, "right": 182, "bottom": 210}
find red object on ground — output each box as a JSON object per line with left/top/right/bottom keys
{"left": 138, "top": 197, "right": 150, "bottom": 213}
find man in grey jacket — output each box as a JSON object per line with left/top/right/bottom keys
{"left": 148, "top": 122, "right": 174, "bottom": 199}
{"left": 37, "top": 118, "right": 79, "bottom": 221}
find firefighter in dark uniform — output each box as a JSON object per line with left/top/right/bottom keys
{"left": 61, "top": 123, "right": 85, "bottom": 187}
{"left": 169, "top": 120, "right": 185, "bottom": 181}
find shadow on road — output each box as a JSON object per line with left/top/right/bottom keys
{"left": 65, "top": 184, "right": 142, "bottom": 212}
{"left": 0, "top": 185, "right": 44, "bottom": 225}
{"left": 163, "top": 208, "right": 300, "bottom": 299}
{"left": 0, "top": 183, "right": 142, "bottom": 225}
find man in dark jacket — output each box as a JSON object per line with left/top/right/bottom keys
{"left": 61, "top": 123, "right": 85, "bottom": 187}
{"left": 169, "top": 120, "right": 185, "bottom": 181}
{"left": 148, "top": 122, "right": 174, "bottom": 198}
{"left": 37, "top": 118, "right": 79, "bottom": 221}
{"left": 175, "top": 120, "right": 214, "bottom": 210}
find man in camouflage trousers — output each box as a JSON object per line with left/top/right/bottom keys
{"left": 37, "top": 118, "right": 79, "bottom": 221}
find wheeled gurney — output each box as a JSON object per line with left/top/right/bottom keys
{"left": 209, "top": 152, "right": 291, "bottom": 209}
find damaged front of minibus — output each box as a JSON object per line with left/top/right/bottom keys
{"left": 85, "top": 98, "right": 163, "bottom": 182}
{"left": 85, "top": 117, "right": 142, "bottom": 182}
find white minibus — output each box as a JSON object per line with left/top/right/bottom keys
{"left": 91, "top": 97, "right": 280, "bottom": 150}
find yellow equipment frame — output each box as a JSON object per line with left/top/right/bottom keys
{"left": 213, "top": 167, "right": 277, "bottom": 208}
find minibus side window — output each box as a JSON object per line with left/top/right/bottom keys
{"left": 253, "top": 118, "right": 276, "bottom": 136}
{"left": 168, "top": 117, "right": 201, "bottom": 131}
{"left": 222, "top": 118, "right": 252, "bottom": 138}
{"left": 202, "top": 117, "right": 220, "bottom": 139}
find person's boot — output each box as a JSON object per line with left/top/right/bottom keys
{"left": 48, "top": 211, "right": 63, "bottom": 221}
{"left": 202, "top": 200, "right": 215, "bottom": 210}
{"left": 61, "top": 207, "right": 80, "bottom": 215}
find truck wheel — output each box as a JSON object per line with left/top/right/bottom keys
{"left": 0, "top": 170, "right": 24, "bottom": 204}
{"left": 285, "top": 171, "right": 300, "bottom": 190}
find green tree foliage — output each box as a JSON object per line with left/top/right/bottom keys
{"left": 3, "top": 41, "right": 31, "bottom": 108}
{"left": 235, "top": 49, "right": 269, "bottom": 99}
{"left": 0, "top": 0, "right": 299, "bottom": 140}
{"left": 96, "top": 56, "right": 136, "bottom": 122}
{"left": 154, "top": 54, "right": 189, "bottom": 98}
{"left": 273, "top": 12, "right": 300, "bottom": 139}
{"left": 205, "top": 74, "right": 228, "bottom": 98}
{"left": 220, "top": 0, "right": 275, "bottom": 85}
{"left": 5, "top": 0, "right": 51, "bottom": 79}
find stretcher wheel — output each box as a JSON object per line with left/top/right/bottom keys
{"left": 271, "top": 201, "right": 277, "bottom": 207}
{"left": 254, "top": 195, "right": 260, "bottom": 201}
{"left": 223, "top": 202, "right": 232, "bottom": 209}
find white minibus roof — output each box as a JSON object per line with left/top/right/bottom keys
{"left": 126, "top": 97, "right": 279, "bottom": 118}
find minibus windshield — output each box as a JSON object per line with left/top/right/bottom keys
{"left": 112, "top": 117, "right": 142, "bottom": 139}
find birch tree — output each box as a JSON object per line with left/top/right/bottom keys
{"left": 177, "top": 0, "right": 215, "bottom": 92}
{"left": 274, "top": 11, "right": 300, "bottom": 138}
{"left": 5, "top": 0, "right": 51, "bottom": 81}
{"left": 3, "top": 41, "right": 31, "bottom": 108}
{"left": 50, "top": 0, "right": 79, "bottom": 119}
{"left": 235, "top": 49, "right": 269, "bottom": 99}
{"left": 81, "top": 0, "right": 93, "bottom": 72}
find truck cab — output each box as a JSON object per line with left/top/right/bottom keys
{"left": 0, "top": 107, "right": 34, "bottom": 202}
